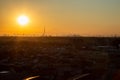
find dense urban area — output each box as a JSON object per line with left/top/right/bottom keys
{"left": 0, "top": 37, "right": 120, "bottom": 80}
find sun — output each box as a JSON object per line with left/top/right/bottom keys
{"left": 17, "top": 15, "right": 29, "bottom": 26}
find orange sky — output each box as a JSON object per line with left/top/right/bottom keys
{"left": 0, "top": 0, "right": 120, "bottom": 36}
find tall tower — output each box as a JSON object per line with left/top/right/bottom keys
{"left": 42, "top": 26, "right": 46, "bottom": 37}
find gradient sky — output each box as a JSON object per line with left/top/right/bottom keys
{"left": 0, "top": 0, "right": 120, "bottom": 36}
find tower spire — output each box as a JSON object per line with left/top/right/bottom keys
{"left": 42, "top": 26, "right": 46, "bottom": 37}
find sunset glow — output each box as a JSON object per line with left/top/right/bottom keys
{"left": 0, "top": 0, "right": 120, "bottom": 36}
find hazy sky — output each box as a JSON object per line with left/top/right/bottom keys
{"left": 0, "top": 0, "right": 120, "bottom": 36}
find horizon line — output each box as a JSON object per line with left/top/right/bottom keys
{"left": 0, "top": 34, "right": 120, "bottom": 38}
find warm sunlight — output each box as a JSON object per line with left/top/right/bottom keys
{"left": 17, "top": 15, "right": 29, "bottom": 26}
